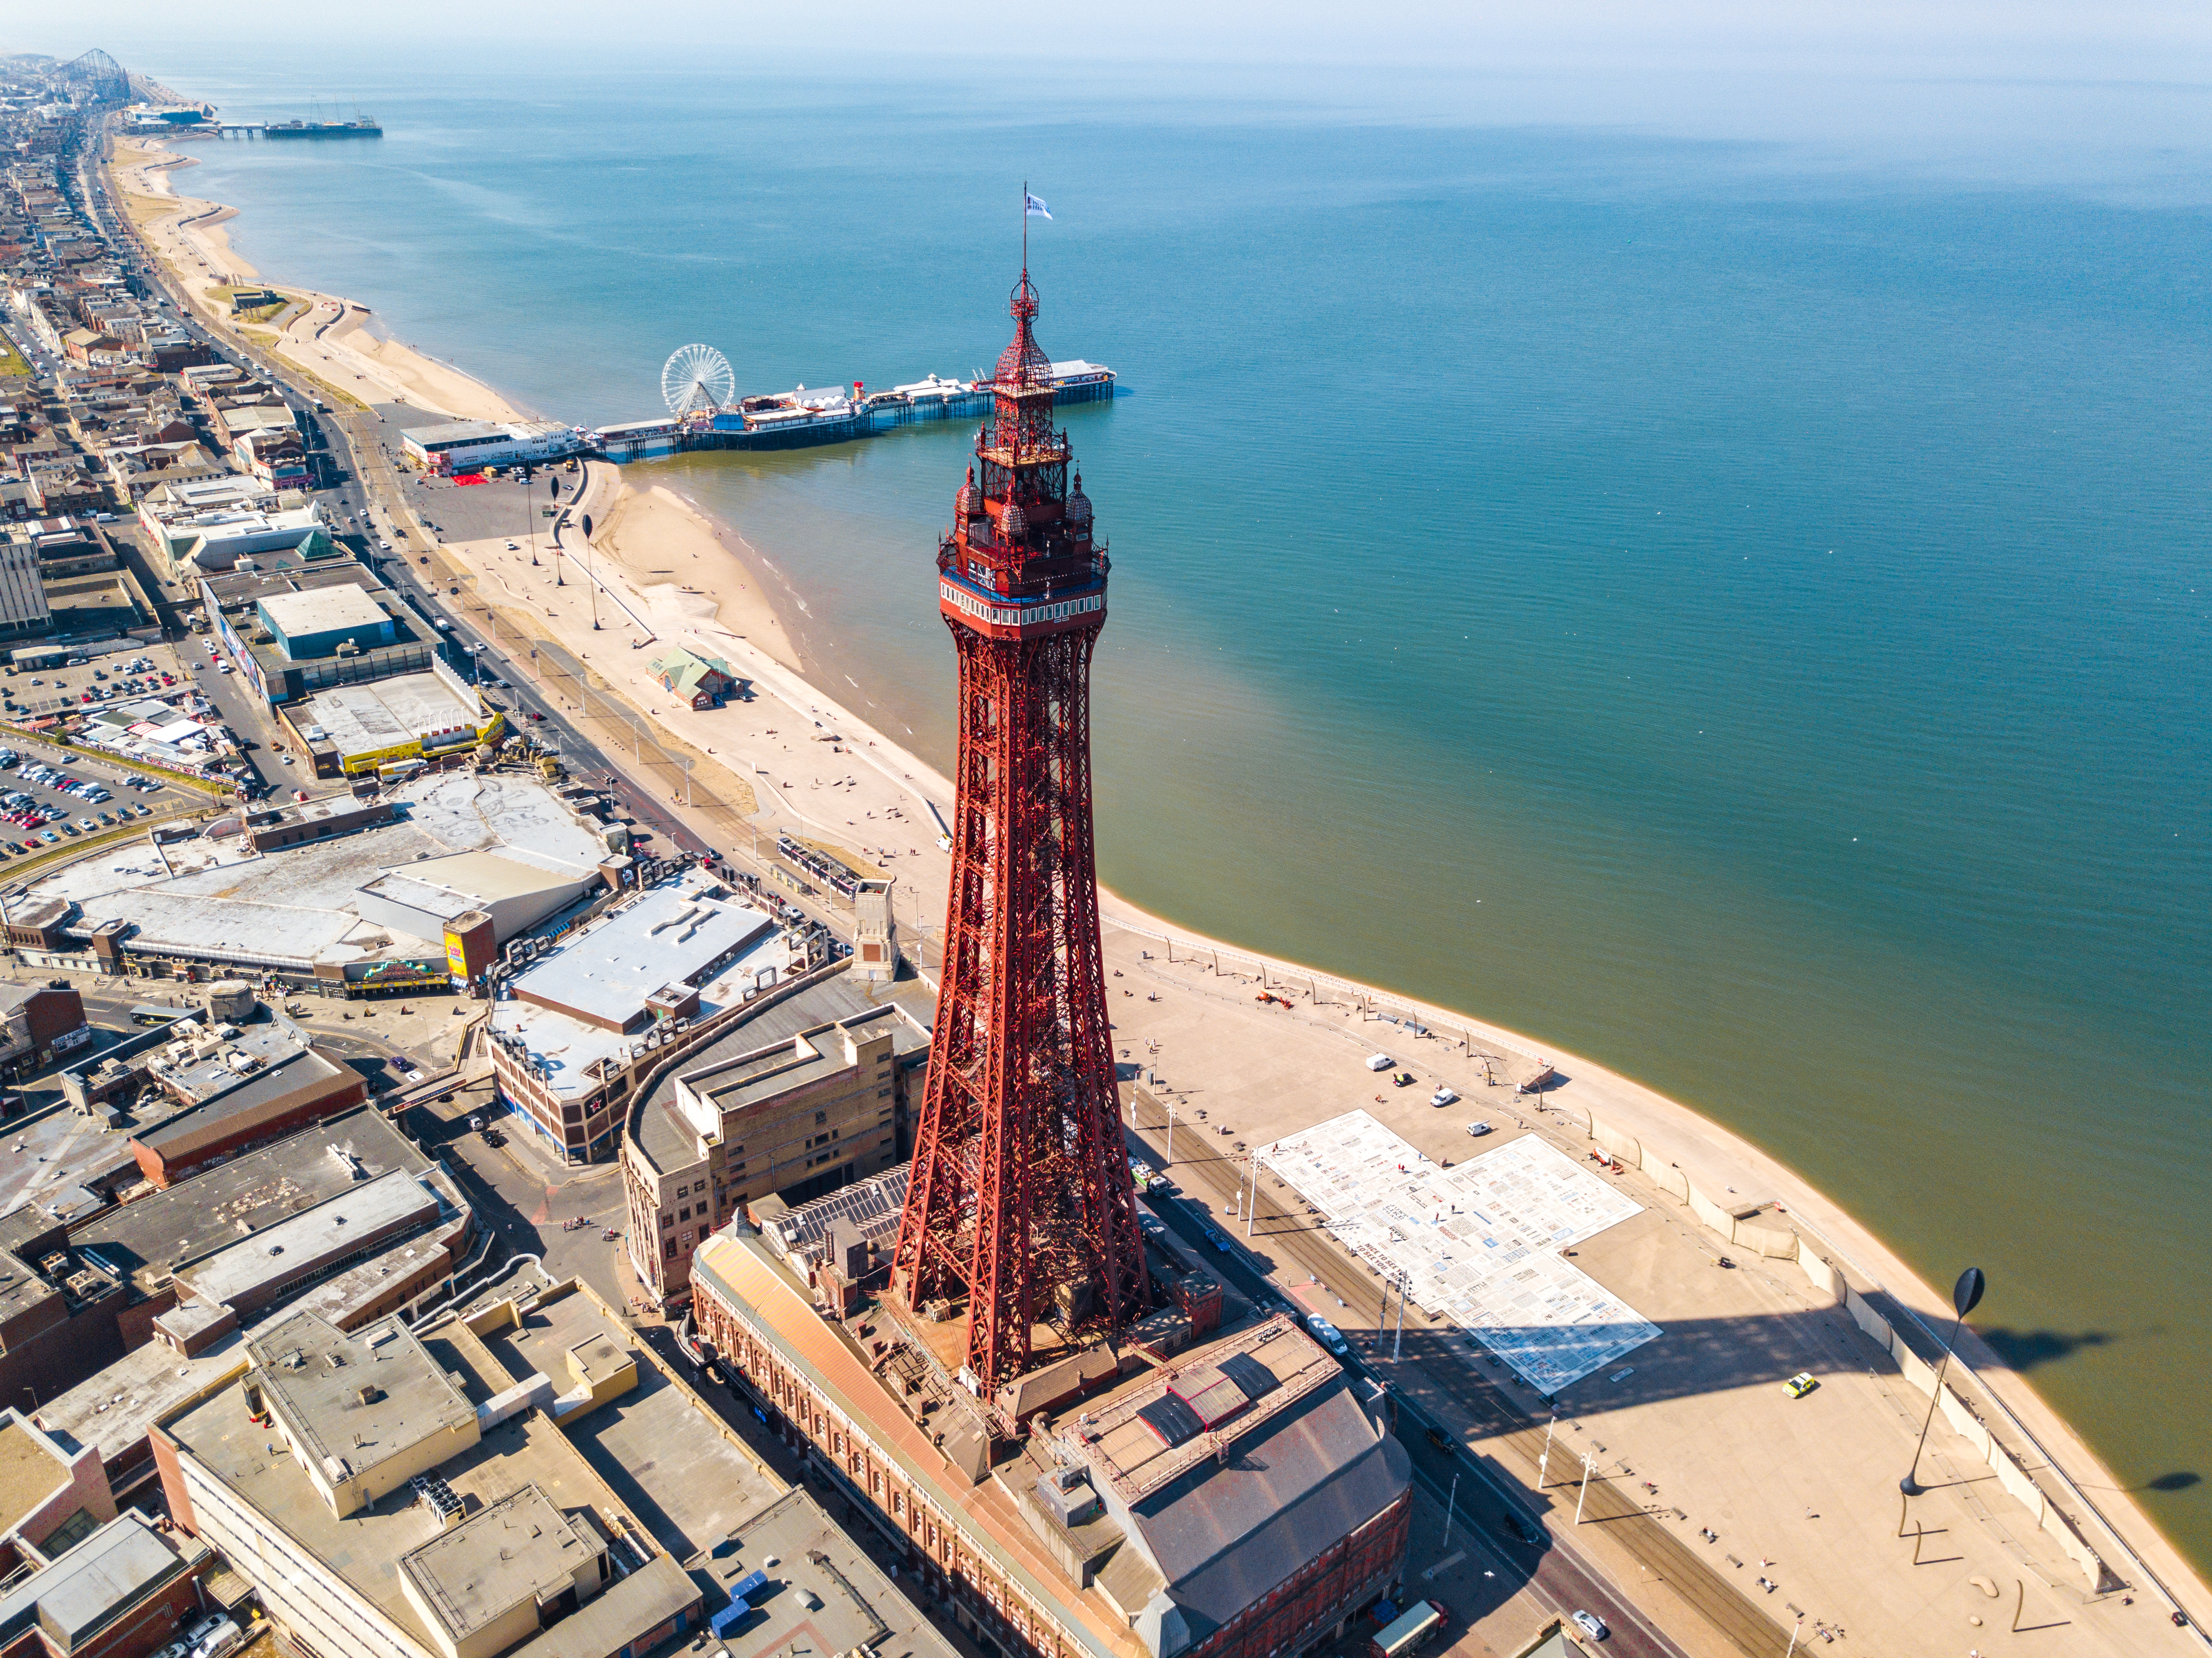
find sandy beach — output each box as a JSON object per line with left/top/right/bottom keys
{"left": 104, "top": 140, "right": 2212, "bottom": 1640}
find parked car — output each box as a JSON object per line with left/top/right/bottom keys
{"left": 1570, "top": 1610, "right": 1607, "bottom": 1642}
{"left": 1365, "top": 1053, "right": 1394, "bottom": 1072}
{"left": 181, "top": 1614, "right": 226, "bottom": 1648}
{"left": 190, "top": 1619, "right": 243, "bottom": 1658}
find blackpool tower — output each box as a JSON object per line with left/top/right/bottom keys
{"left": 890, "top": 264, "right": 1148, "bottom": 1398}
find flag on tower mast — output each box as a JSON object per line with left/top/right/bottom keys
{"left": 1025, "top": 191, "right": 1052, "bottom": 219}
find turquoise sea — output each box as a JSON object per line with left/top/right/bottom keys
{"left": 139, "top": 48, "right": 2209, "bottom": 1567}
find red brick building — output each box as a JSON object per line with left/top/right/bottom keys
{"left": 691, "top": 1227, "right": 1411, "bottom": 1658}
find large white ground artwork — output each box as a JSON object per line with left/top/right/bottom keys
{"left": 1258, "top": 1111, "right": 1660, "bottom": 1393}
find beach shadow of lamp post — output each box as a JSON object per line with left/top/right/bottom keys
{"left": 1901, "top": 1266, "right": 1986, "bottom": 1496}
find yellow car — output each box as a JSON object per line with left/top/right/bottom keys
{"left": 1784, "top": 1372, "right": 1819, "bottom": 1399}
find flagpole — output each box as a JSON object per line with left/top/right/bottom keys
{"left": 1022, "top": 177, "right": 1028, "bottom": 273}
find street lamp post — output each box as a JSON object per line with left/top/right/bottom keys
{"left": 1901, "top": 1266, "right": 1988, "bottom": 1496}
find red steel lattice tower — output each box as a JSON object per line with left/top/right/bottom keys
{"left": 891, "top": 265, "right": 1146, "bottom": 1396}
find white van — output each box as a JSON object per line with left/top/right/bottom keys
{"left": 1364, "top": 1053, "right": 1393, "bottom": 1072}
{"left": 191, "top": 1619, "right": 243, "bottom": 1658}
{"left": 1306, "top": 1316, "right": 1349, "bottom": 1357}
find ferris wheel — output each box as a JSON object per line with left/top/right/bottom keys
{"left": 662, "top": 344, "right": 735, "bottom": 416}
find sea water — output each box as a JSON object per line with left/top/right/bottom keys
{"left": 152, "top": 48, "right": 2211, "bottom": 1564}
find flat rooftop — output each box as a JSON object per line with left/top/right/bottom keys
{"left": 250, "top": 1309, "right": 477, "bottom": 1481}
{"left": 175, "top": 1169, "right": 440, "bottom": 1309}
{"left": 200, "top": 558, "right": 383, "bottom": 610}
{"left": 400, "top": 1483, "right": 589, "bottom": 1645}
{"left": 469, "top": 1286, "right": 953, "bottom": 1658}
{"left": 257, "top": 582, "right": 387, "bottom": 641}
{"left": 510, "top": 876, "right": 776, "bottom": 1032}
{"left": 36, "top": 1329, "right": 251, "bottom": 1473}
{"left": 0, "top": 1512, "right": 208, "bottom": 1648}
{"left": 74, "top": 1105, "right": 438, "bottom": 1298}
{"left": 165, "top": 1325, "right": 636, "bottom": 1655}
{"left": 472, "top": 1287, "right": 784, "bottom": 1559}
{"left": 28, "top": 772, "right": 609, "bottom": 971}
{"left": 304, "top": 670, "right": 480, "bottom": 758}
{"left": 357, "top": 847, "right": 593, "bottom": 926}
{"left": 708, "top": 1486, "right": 960, "bottom": 1658}
{"left": 690, "top": 1007, "right": 913, "bottom": 1117}
{"left": 494, "top": 925, "right": 803, "bottom": 1106}
{"left": 149, "top": 1020, "right": 337, "bottom": 1108}
{"left": 0, "top": 1416, "right": 72, "bottom": 1536}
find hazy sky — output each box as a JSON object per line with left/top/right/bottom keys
{"left": 24, "top": 0, "right": 2212, "bottom": 77}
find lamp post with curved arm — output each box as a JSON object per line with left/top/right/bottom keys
{"left": 1901, "top": 1266, "right": 1986, "bottom": 1497}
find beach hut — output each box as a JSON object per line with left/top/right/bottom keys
{"left": 650, "top": 646, "right": 738, "bottom": 709}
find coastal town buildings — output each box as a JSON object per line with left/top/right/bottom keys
{"left": 0, "top": 1102, "right": 473, "bottom": 1448}
{"left": 400, "top": 420, "right": 583, "bottom": 475}
{"left": 284, "top": 660, "right": 499, "bottom": 777}
{"left": 692, "top": 1232, "right": 1411, "bottom": 1658}
{"left": 7, "top": 771, "right": 615, "bottom": 989}
{"left": 619, "top": 980, "right": 930, "bottom": 1307}
{"left": 201, "top": 556, "right": 441, "bottom": 708}
{"left": 485, "top": 866, "right": 838, "bottom": 1164}
{"left": 0, "top": 980, "right": 90, "bottom": 1079}
{"left": 147, "top": 1275, "right": 953, "bottom": 1658}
